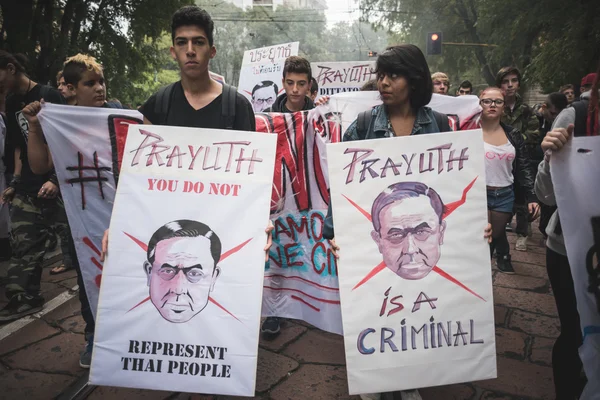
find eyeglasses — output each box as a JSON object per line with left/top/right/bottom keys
{"left": 156, "top": 265, "right": 206, "bottom": 283}
{"left": 480, "top": 99, "right": 505, "bottom": 107}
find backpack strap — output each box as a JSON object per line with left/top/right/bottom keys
{"left": 571, "top": 99, "right": 589, "bottom": 137}
{"left": 432, "top": 110, "right": 451, "bottom": 132}
{"left": 221, "top": 84, "right": 237, "bottom": 130}
{"left": 153, "top": 82, "right": 176, "bottom": 125}
{"left": 356, "top": 110, "right": 373, "bottom": 140}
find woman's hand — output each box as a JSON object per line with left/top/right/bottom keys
{"left": 264, "top": 220, "right": 274, "bottom": 262}
{"left": 329, "top": 238, "right": 340, "bottom": 258}
{"left": 484, "top": 223, "right": 492, "bottom": 243}
{"left": 100, "top": 229, "right": 109, "bottom": 262}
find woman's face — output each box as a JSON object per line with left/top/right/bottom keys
{"left": 378, "top": 72, "right": 411, "bottom": 107}
{"left": 0, "top": 64, "right": 17, "bottom": 95}
{"left": 480, "top": 89, "right": 505, "bottom": 121}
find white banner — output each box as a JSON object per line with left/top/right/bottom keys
{"left": 311, "top": 61, "right": 376, "bottom": 99}
{"left": 238, "top": 42, "right": 299, "bottom": 113}
{"left": 90, "top": 125, "right": 276, "bottom": 395}
{"left": 550, "top": 137, "right": 600, "bottom": 400}
{"left": 39, "top": 104, "right": 144, "bottom": 316}
{"left": 326, "top": 130, "right": 496, "bottom": 394}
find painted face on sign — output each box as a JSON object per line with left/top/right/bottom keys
{"left": 371, "top": 196, "right": 446, "bottom": 280}
{"left": 144, "top": 236, "right": 220, "bottom": 323}
{"left": 252, "top": 85, "right": 277, "bottom": 112}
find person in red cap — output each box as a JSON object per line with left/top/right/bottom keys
{"left": 580, "top": 73, "right": 597, "bottom": 97}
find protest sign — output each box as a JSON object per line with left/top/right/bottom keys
{"left": 326, "top": 129, "right": 496, "bottom": 394}
{"left": 311, "top": 61, "right": 376, "bottom": 99}
{"left": 89, "top": 124, "right": 276, "bottom": 395}
{"left": 550, "top": 137, "right": 600, "bottom": 399}
{"left": 39, "top": 104, "right": 144, "bottom": 317}
{"left": 238, "top": 42, "right": 299, "bottom": 113}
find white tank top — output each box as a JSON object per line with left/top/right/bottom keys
{"left": 484, "top": 141, "right": 515, "bottom": 187}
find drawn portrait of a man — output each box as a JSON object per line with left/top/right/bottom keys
{"left": 251, "top": 80, "right": 278, "bottom": 112}
{"left": 143, "top": 220, "right": 222, "bottom": 323}
{"left": 371, "top": 182, "right": 446, "bottom": 280}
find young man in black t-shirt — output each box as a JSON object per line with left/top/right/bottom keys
{"left": 139, "top": 6, "right": 255, "bottom": 130}
{"left": 21, "top": 53, "right": 122, "bottom": 368}
{"left": 0, "top": 51, "right": 65, "bottom": 323}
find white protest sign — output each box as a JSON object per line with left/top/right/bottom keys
{"left": 327, "top": 130, "right": 496, "bottom": 394}
{"left": 238, "top": 42, "right": 299, "bottom": 113}
{"left": 311, "top": 61, "right": 376, "bottom": 99}
{"left": 90, "top": 125, "right": 276, "bottom": 396}
{"left": 550, "top": 137, "right": 600, "bottom": 400}
{"left": 39, "top": 104, "right": 144, "bottom": 316}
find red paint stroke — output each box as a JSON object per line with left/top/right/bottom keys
{"left": 342, "top": 194, "right": 372, "bottom": 222}
{"left": 348, "top": 178, "right": 477, "bottom": 289}
{"left": 209, "top": 297, "right": 242, "bottom": 323}
{"left": 291, "top": 295, "right": 321, "bottom": 312}
{"left": 124, "top": 231, "right": 148, "bottom": 252}
{"left": 352, "top": 261, "right": 386, "bottom": 291}
{"left": 128, "top": 296, "right": 151, "bottom": 312}
{"left": 433, "top": 266, "right": 485, "bottom": 301}
{"left": 91, "top": 257, "right": 103, "bottom": 271}
{"left": 221, "top": 238, "right": 252, "bottom": 261}
{"left": 263, "top": 286, "right": 341, "bottom": 304}
{"left": 264, "top": 274, "right": 339, "bottom": 291}
{"left": 83, "top": 236, "right": 101, "bottom": 257}
{"left": 95, "top": 274, "right": 102, "bottom": 288}
{"left": 442, "top": 176, "right": 478, "bottom": 219}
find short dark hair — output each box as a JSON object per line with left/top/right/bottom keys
{"left": 171, "top": 6, "right": 214, "bottom": 47}
{"left": 496, "top": 66, "right": 521, "bottom": 87}
{"left": 147, "top": 220, "right": 222, "bottom": 266}
{"left": 0, "top": 50, "right": 28, "bottom": 75}
{"left": 560, "top": 84, "right": 574, "bottom": 93}
{"left": 310, "top": 77, "right": 318, "bottom": 95}
{"left": 459, "top": 80, "right": 472, "bottom": 90}
{"left": 375, "top": 44, "right": 433, "bottom": 110}
{"left": 545, "top": 92, "right": 568, "bottom": 111}
{"left": 283, "top": 56, "right": 311, "bottom": 81}
{"left": 371, "top": 182, "right": 446, "bottom": 232}
{"left": 360, "top": 79, "right": 378, "bottom": 91}
{"left": 252, "top": 80, "right": 278, "bottom": 97}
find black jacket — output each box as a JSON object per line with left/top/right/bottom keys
{"left": 501, "top": 122, "right": 538, "bottom": 204}
{"left": 264, "top": 93, "right": 315, "bottom": 112}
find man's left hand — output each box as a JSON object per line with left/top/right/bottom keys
{"left": 528, "top": 202, "right": 540, "bottom": 220}
{"left": 38, "top": 181, "right": 58, "bottom": 199}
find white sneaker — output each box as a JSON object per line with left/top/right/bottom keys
{"left": 401, "top": 390, "right": 422, "bottom": 400}
{"left": 516, "top": 235, "right": 528, "bottom": 251}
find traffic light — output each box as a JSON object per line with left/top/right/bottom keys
{"left": 426, "top": 32, "right": 443, "bottom": 55}
{"left": 368, "top": 51, "right": 378, "bottom": 57}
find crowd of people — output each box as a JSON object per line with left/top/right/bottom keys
{"left": 0, "top": 4, "right": 598, "bottom": 400}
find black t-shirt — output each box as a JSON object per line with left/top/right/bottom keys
{"left": 5, "top": 84, "right": 64, "bottom": 195}
{"left": 140, "top": 81, "right": 256, "bottom": 131}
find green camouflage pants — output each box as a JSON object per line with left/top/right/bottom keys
{"left": 5, "top": 193, "right": 69, "bottom": 300}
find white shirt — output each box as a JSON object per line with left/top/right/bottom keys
{"left": 484, "top": 141, "right": 515, "bottom": 187}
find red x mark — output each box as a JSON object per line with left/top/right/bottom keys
{"left": 124, "top": 232, "right": 252, "bottom": 321}
{"left": 346, "top": 177, "right": 485, "bottom": 301}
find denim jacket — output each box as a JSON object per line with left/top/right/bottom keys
{"left": 323, "top": 105, "right": 449, "bottom": 239}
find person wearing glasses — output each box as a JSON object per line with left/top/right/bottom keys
{"left": 143, "top": 219, "right": 222, "bottom": 323}
{"left": 480, "top": 87, "right": 539, "bottom": 274}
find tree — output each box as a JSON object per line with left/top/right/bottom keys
{"left": 0, "top": 0, "right": 191, "bottom": 104}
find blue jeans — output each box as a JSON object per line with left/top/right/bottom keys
{"left": 487, "top": 186, "right": 514, "bottom": 214}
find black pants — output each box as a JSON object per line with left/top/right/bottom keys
{"left": 514, "top": 187, "right": 529, "bottom": 236}
{"left": 67, "top": 227, "right": 95, "bottom": 335}
{"left": 545, "top": 247, "right": 585, "bottom": 399}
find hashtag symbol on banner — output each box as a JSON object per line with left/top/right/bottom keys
{"left": 66, "top": 151, "right": 111, "bottom": 210}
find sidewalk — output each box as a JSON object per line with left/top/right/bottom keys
{"left": 0, "top": 230, "right": 558, "bottom": 400}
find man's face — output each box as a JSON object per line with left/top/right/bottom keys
{"left": 563, "top": 89, "right": 575, "bottom": 104}
{"left": 145, "top": 236, "right": 220, "bottom": 323}
{"left": 541, "top": 103, "right": 560, "bottom": 123}
{"left": 432, "top": 79, "right": 449, "bottom": 95}
{"left": 252, "top": 85, "right": 277, "bottom": 112}
{"left": 457, "top": 87, "right": 471, "bottom": 96}
{"left": 282, "top": 72, "right": 310, "bottom": 109}
{"left": 73, "top": 70, "right": 106, "bottom": 107}
{"left": 371, "top": 196, "right": 446, "bottom": 280}
{"left": 500, "top": 73, "right": 520, "bottom": 97}
{"left": 58, "top": 77, "right": 75, "bottom": 101}
{"left": 171, "top": 26, "right": 216, "bottom": 80}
